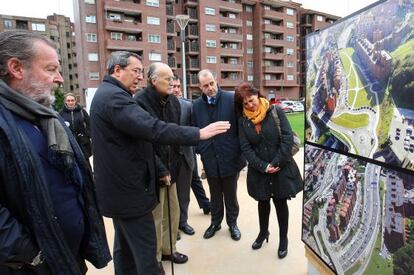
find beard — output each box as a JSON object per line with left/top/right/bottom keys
{"left": 16, "top": 73, "right": 56, "bottom": 107}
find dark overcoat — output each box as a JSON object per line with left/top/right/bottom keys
{"left": 238, "top": 105, "right": 303, "bottom": 200}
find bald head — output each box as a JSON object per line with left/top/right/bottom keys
{"left": 147, "top": 62, "right": 174, "bottom": 95}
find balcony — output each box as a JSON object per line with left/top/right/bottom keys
{"left": 167, "top": 40, "right": 175, "bottom": 52}
{"left": 263, "top": 80, "right": 283, "bottom": 86}
{"left": 187, "top": 25, "right": 199, "bottom": 37}
{"left": 105, "top": 19, "right": 143, "bottom": 33}
{"left": 188, "top": 59, "right": 200, "bottom": 70}
{"left": 220, "top": 16, "right": 243, "bottom": 27}
{"left": 187, "top": 42, "right": 199, "bottom": 53}
{"left": 263, "top": 9, "right": 284, "bottom": 21}
{"left": 263, "top": 38, "right": 284, "bottom": 47}
{"left": 106, "top": 39, "right": 143, "bottom": 51}
{"left": 263, "top": 66, "right": 284, "bottom": 73}
{"left": 183, "top": 0, "right": 198, "bottom": 6}
{"left": 167, "top": 22, "right": 175, "bottom": 35}
{"left": 220, "top": 48, "right": 243, "bottom": 56}
{"left": 166, "top": 5, "right": 174, "bottom": 16}
{"left": 219, "top": 1, "right": 242, "bottom": 13}
{"left": 168, "top": 57, "right": 176, "bottom": 68}
{"left": 263, "top": 52, "right": 284, "bottom": 60}
{"left": 105, "top": 0, "right": 142, "bottom": 15}
{"left": 263, "top": 24, "right": 285, "bottom": 34}
{"left": 220, "top": 33, "right": 243, "bottom": 42}
{"left": 220, "top": 64, "right": 244, "bottom": 71}
{"left": 188, "top": 74, "right": 199, "bottom": 86}
{"left": 220, "top": 78, "right": 243, "bottom": 87}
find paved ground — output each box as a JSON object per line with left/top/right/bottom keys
{"left": 87, "top": 150, "right": 307, "bottom": 275}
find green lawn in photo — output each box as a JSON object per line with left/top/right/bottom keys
{"left": 330, "top": 113, "right": 369, "bottom": 129}
{"left": 286, "top": 112, "right": 305, "bottom": 146}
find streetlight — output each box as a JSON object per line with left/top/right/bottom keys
{"left": 175, "top": 14, "right": 190, "bottom": 98}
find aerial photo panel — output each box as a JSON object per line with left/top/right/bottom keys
{"left": 305, "top": 0, "right": 414, "bottom": 171}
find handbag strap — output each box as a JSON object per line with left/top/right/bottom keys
{"left": 270, "top": 105, "right": 282, "bottom": 137}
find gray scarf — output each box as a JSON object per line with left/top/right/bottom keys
{"left": 0, "top": 79, "right": 73, "bottom": 160}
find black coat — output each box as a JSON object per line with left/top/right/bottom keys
{"left": 192, "top": 89, "right": 246, "bottom": 178}
{"left": 238, "top": 105, "right": 303, "bottom": 200}
{"left": 134, "top": 87, "right": 182, "bottom": 184}
{"left": 60, "top": 104, "right": 92, "bottom": 158}
{"left": 90, "top": 76, "right": 200, "bottom": 218}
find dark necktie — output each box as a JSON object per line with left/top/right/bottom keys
{"left": 209, "top": 97, "right": 216, "bottom": 105}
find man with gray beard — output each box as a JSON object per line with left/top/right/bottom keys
{"left": 0, "top": 30, "right": 111, "bottom": 274}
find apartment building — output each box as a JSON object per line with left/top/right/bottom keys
{"left": 299, "top": 9, "right": 340, "bottom": 97}
{"left": 74, "top": 0, "right": 339, "bottom": 102}
{"left": 0, "top": 14, "right": 80, "bottom": 97}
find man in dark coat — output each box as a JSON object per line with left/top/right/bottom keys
{"left": 60, "top": 93, "right": 92, "bottom": 161}
{"left": 135, "top": 63, "right": 188, "bottom": 269}
{"left": 90, "top": 52, "right": 230, "bottom": 275}
{"left": 0, "top": 30, "right": 111, "bottom": 274}
{"left": 192, "top": 69, "right": 246, "bottom": 241}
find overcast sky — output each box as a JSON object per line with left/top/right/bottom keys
{"left": 0, "top": 0, "right": 379, "bottom": 21}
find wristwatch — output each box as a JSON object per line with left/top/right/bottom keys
{"left": 29, "top": 251, "right": 44, "bottom": 266}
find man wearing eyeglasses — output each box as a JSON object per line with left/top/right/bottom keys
{"left": 134, "top": 63, "right": 188, "bottom": 273}
{"left": 90, "top": 53, "right": 231, "bottom": 275}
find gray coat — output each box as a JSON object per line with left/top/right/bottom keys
{"left": 238, "top": 105, "right": 303, "bottom": 200}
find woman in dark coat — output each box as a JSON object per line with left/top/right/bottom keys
{"left": 60, "top": 93, "right": 92, "bottom": 161}
{"left": 235, "top": 82, "right": 303, "bottom": 259}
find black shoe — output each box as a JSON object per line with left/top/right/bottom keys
{"left": 203, "top": 224, "right": 221, "bottom": 239}
{"left": 202, "top": 208, "right": 211, "bottom": 215}
{"left": 161, "top": 252, "right": 188, "bottom": 264}
{"left": 158, "top": 262, "right": 165, "bottom": 275}
{"left": 179, "top": 224, "right": 195, "bottom": 235}
{"left": 252, "top": 231, "right": 270, "bottom": 250}
{"left": 278, "top": 238, "right": 288, "bottom": 259}
{"left": 177, "top": 232, "right": 181, "bottom": 241}
{"left": 229, "top": 225, "right": 241, "bottom": 241}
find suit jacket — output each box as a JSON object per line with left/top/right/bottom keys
{"left": 179, "top": 98, "right": 195, "bottom": 171}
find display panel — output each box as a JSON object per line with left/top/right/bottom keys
{"left": 303, "top": 144, "right": 414, "bottom": 274}
{"left": 305, "top": 0, "right": 414, "bottom": 170}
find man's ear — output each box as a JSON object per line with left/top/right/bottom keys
{"left": 112, "top": 64, "right": 122, "bottom": 77}
{"left": 7, "top": 58, "right": 25, "bottom": 80}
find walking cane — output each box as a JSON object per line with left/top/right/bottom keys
{"left": 166, "top": 185, "right": 175, "bottom": 275}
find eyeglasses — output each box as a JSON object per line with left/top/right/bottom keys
{"left": 163, "top": 76, "right": 174, "bottom": 82}
{"left": 131, "top": 68, "right": 144, "bottom": 76}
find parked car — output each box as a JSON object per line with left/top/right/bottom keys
{"left": 292, "top": 102, "right": 304, "bottom": 112}
{"left": 279, "top": 102, "right": 294, "bottom": 113}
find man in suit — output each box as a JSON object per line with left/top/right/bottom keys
{"left": 192, "top": 69, "right": 246, "bottom": 241}
{"left": 90, "top": 52, "right": 230, "bottom": 275}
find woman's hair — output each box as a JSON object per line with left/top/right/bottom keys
{"left": 64, "top": 92, "right": 76, "bottom": 101}
{"left": 234, "top": 82, "right": 264, "bottom": 116}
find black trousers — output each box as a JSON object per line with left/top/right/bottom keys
{"left": 191, "top": 155, "right": 210, "bottom": 210}
{"left": 207, "top": 173, "right": 240, "bottom": 226}
{"left": 113, "top": 213, "right": 159, "bottom": 275}
{"left": 257, "top": 198, "right": 289, "bottom": 240}
{"left": 176, "top": 156, "right": 193, "bottom": 226}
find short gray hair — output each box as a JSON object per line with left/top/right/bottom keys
{"left": 0, "top": 30, "right": 56, "bottom": 83}
{"left": 198, "top": 69, "right": 215, "bottom": 81}
{"left": 107, "top": 51, "right": 142, "bottom": 75}
{"left": 147, "top": 62, "right": 170, "bottom": 86}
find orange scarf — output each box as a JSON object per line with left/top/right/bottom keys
{"left": 243, "top": 97, "right": 270, "bottom": 133}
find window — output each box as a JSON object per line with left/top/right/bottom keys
{"left": 246, "top": 34, "right": 253, "bottom": 41}
{"left": 147, "top": 17, "right": 160, "bottom": 25}
{"left": 286, "top": 48, "right": 294, "bottom": 55}
{"left": 88, "top": 53, "right": 99, "bottom": 61}
{"left": 86, "top": 33, "right": 97, "bottom": 42}
{"left": 148, "top": 34, "right": 161, "bottom": 43}
{"left": 247, "top": 48, "right": 253, "bottom": 54}
{"left": 287, "top": 75, "right": 294, "bottom": 81}
{"left": 127, "top": 35, "right": 137, "bottom": 41}
{"left": 245, "top": 5, "right": 252, "bottom": 12}
{"left": 229, "top": 58, "right": 238, "bottom": 65}
{"left": 263, "top": 5, "right": 270, "bottom": 10}
{"left": 84, "top": 0, "right": 95, "bottom": 4}
{"left": 89, "top": 72, "right": 100, "bottom": 80}
{"left": 206, "top": 40, "right": 216, "bottom": 48}
{"left": 264, "top": 19, "right": 271, "bottom": 25}
{"left": 31, "top": 23, "right": 46, "bottom": 32}
{"left": 111, "top": 32, "right": 122, "bottom": 40}
{"left": 286, "top": 21, "right": 294, "bottom": 28}
{"left": 206, "top": 24, "right": 215, "bottom": 32}
{"left": 4, "top": 20, "right": 12, "bottom": 29}
{"left": 108, "top": 13, "right": 122, "bottom": 21}
{"left": 149, "top": 52, "right": 162, "bottom": 61}
{"left": 286, "top": 8, "right": 294, "bottom": 15}
{"left": 206, "top": 56, "right": 217, "bottom": 64}
{"left": 286, "top": 35, "right": 294, "bottom": 42}
{"left": 205, "top": 7, "right": 215, "bottom": 15}
{"left": 264, "top": 47, "right": 272, "bottom": 53}
{"left": 246, "top": 20, "right": 252, "bottom": 27}
{"left": 317, "top": 15, "right": 324, "bottom": 22}
{"left": 247, "top": 75, "right": 253, "bottom": 81}
{"left": 265, "top": 74, "right": 272, "bottom": 80}
{"left": 146, "top": 0, "right": 159, "bottom": 7}
{"left": 228, "top": 13, "right": 236, "bottom": 19}
{"left": 247, "top": 61, "right": 254, "bottom": 68}
{"left": 85, "top": 15, "right": 96, "bottom": 23}
{"left": 287, "top": 61, "right": 295, "bottom": 67}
